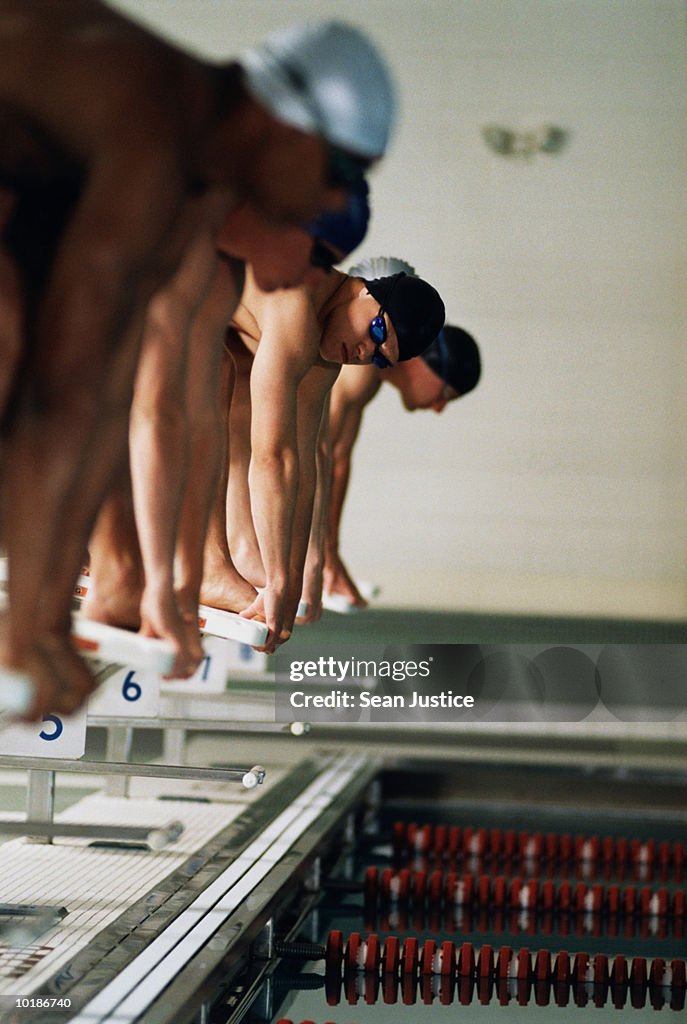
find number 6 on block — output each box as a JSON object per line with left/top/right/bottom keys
{"left": 88, "top": 666, "right": 160, "bottom": 718}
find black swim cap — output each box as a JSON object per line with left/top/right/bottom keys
{"left": 421, "top": 324, "right": 481, "bottom": 395}
{"left": 363, "top": 273, "right": 445, "bottom": 362}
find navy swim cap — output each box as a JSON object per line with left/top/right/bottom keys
{"left": 422, "top": 324, "right": 481, "bottom": 395}
{"left": 308, "top": 178, "right": 370, "bottom": 259}
{"left": 364, "top": 273, "right": 445, "bottom": 362}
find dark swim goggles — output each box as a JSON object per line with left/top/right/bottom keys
{"left": 326, "top": 144, "right": 371, "bottom": 189}
{"left": 369, "top": 272, "right": 404, "bottom": 368}
{"left": 368, "top": 315, "right": 391, "bottom": 368}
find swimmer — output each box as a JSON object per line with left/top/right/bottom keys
{"left": 0, "top": 6, "right": 395, "bottom": 714}
{"left": 323, "top": 256, "right": 481, "bottom": 610}
{"left": 225, "top": 267, "right": 445, "bottom": 651}
{"left": 85, "top": 181, "right": 373, "bottom": 677}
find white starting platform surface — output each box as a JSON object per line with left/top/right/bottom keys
{"left": 71, "top": 616, "right": 175, "bottom": 675}
{"left": 322, "top": 578, "right": 381, "bottom": 614}
{"left": 74, "top": 572, "right": 268, "bottom": 648}
{"left": 0, "top": 621, "right": 174, "bottom": 720}
{"left": 196, "top": 604, "right": 267, "bottom": 647}
{"left": 0, "top": 561, "right": 269, "bottom": 727}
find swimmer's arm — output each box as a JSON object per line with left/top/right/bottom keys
{"left": 325, "top": 366, "right": 381, "bottom": 581}
{"left": 130, "top": 230, "right": 220, "bottom": 674}
{"left": 224, "top": 337, "right": 264, "bottom": 586}
{"left": 246, "top": 293, "right": 318, "bottom": 650}
{"left": 300, "top": 391, "right": 333, "bottom": 623}
{"left": 292, "top": 365, "right": 338, "bottom": 624}
{"left": 175, "top": 256, "right": 244, "bottom": 613}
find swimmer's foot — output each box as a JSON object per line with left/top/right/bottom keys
{"left": 0, "top": 634, "right": 95, "bottom": 720}
{"left": 42, "top": 633, "right": 97, "bottom": 713}
{"left": 200, "top": 563, "right": 257, "bottom": 614}
{"left": 81, "top": 563, "right": 143, "bottom": 631}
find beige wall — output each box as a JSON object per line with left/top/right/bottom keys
{"left": 111, "top": 0, "right": 687, "bottom": 618}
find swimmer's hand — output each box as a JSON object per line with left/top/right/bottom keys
{"left": 240, "top": 588, "right": 290, "bottom": 654}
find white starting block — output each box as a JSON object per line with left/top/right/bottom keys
{"left": 74, "top": 573, "right": 267, "bottom": 648}
{"left": 72, "top": 614, "right": 176, "bottom": 675}
{"left": 357, "top": 580, "right": 381, "bottom": 601}
{"left": 197, "top": 604, "right": 267, "bottom": 646}
{"left": 0, "top": 702, "right": 88, "bottom": 758}
{"left": 322, "top": 579, "right": 381, "bottom": 614}
{"left": 0, "top": 561, "right": 175, "bottom": 675}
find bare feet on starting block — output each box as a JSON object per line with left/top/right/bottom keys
{"left": 82, "top": 562, "right": 200, "bottom": 679}
{"left": 80, "top": 559, "right": 143, "bottom": 632}
{"left": 199, "top": 560, "right": 257, "bottom": 613}
{"left": 0, "top": 615, "right": 96, "bottom": 720}
{"left": 323, "top": 556, "right": 368, "bottom": 611}
{"left": 43, "top": 631, "right": 98, "bottom": 712}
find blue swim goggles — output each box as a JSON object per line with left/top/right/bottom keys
{"left": 368, "top": 272, "right": 404, "bottom": 368}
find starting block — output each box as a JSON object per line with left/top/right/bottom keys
{"left": 71, "top": 615, "right": 176, "bottom": 675}
{"left": 0, "top": 561, "right": 174, "bottom": 673}
{"left": 197, "top": 604, "right": 268, "bottom": 647}
{"left": 0, "top": 564, "right": 173, "bottom": 703}
{"left": 74, "top": 573, "right": 267, "bottom": 648}
{"left": 0, "top": 702, "right": 88, "bottom": 757}
{"left": 357, "top": 579, "right": 381, "bottom": 601}
{"left": 322, "top": 578, "right": 380, "bottom": 614}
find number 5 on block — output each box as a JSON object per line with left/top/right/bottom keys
{"left": 0, "top": 705, "right": 88, "bottom": 758}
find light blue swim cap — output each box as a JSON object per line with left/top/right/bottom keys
{"left": 239, "top": 21, "right": 396, "bottom": 160}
